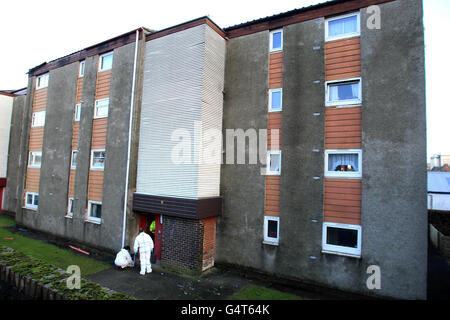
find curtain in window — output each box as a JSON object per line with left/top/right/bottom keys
{"left": 328, "top": 153, "right": 358, "bottom": 171}
{"left": 328, "top": 16, "right": 357, "bottom": 37}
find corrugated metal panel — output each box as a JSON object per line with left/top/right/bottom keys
{"left": 137, "top": 25, "right": 206, "bottom": 199}
{"left": 428, "top": 172, "right": 450, "bottom": 193}
{"left": 197, "top": 25, "right": 226, "bottom": 198}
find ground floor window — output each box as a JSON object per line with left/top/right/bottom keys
{"left": 263, "top": 216, "right": 279, "bottom": 245}
{"left": 67, "top": 198, "right": 74, "bottom": 217}
{"left": 322, "top": 222, "right": 361, "bottom": 257}
{"left": 87, "top": 201, "right": 102, "bottom": 223}
{"left": 25, "top": 192, "right": 39, "bottom": 210}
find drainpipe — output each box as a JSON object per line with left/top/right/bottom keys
{"left": 121, "top": 28, "right": 141, "bottom": 248}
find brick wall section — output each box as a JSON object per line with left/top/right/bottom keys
{"left": 202, "top": 217, "right": 216, "bottom": 271}
{"left": 161, "top": 216, "right": 204, "bottom": 273}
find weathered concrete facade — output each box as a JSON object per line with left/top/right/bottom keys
{"left": 6, "top": 0, "right": 426, "bottom": 299}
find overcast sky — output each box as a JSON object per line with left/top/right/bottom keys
{"left": 0, "top": 0, "right": 448, "bottom": 160}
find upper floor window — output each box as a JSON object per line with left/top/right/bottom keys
{"left": 98, "top": 52, "right": 113, "bottom": 72}
{"left": 36, "top": 73, "right": 49, "bottom": 90}
{"left": 71, "top": 150, "right": 78, "bottom": 169}
{"left": 79, "top": 60, "right": 85, "bottom": 77}
{"left": 325, "top": 12, "right": 360, "bottom": 42}
{"left": 268, "top": 88, "right": 282, "bottom": 112}
{"left": 91, "top": 149, "right": 106, "bottom": 170}
{"left": 74, "top": 103, "right": 81, "bottom": 122}
{"left": 267, "top": 150, "right": 281, "bottom": 175}
{"left": 28, "top": 151, "right": 42, "bottom": 168}
{"left": 32, "top": 111, "right": 46, "bottom": 127}
{"left": 94, "top": 98, "right": 109, "bottom": 119}
{"left": 325, "top": 78, "right": 361, "bottom": 107}
{"left": 270, "top": 29, "right": 283, "bottom": 52}
{"left": 325, "top": 149, "right": 362, "bottom": 178}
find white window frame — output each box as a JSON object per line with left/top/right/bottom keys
{"left": 269, "top": 29, "right": 283, "bottom": 52}
{"left": 25, "top": 192, "right": 39, "bottom": 210}
{"left": 325, "top": 12, "right": 360, "bottom": 42}
{"left": 322, "top": 222, "right": 361, "bottom": 257}
{"left": 74, "top": 103, "right": 81, "bottom": 122}
{"left": 263, "top": 216, "right": 280, "bottom": 245}
{"left": 31, "top": 111, "right": 46, "bottom": 128}
{"left": 28, "top": 151, "right": 42, "bottom": 168}
{"left": 87, "top": 200, "right": 102, "bottom": 224}
{"left": 266, "top": 150, "right": 281, "bottom": 175}
{"left": 36, "top": 73, "right": 49, "bottom": 90}
{"left": 79, "top": 60, "right": 85, "bottom": 77}
{"left": 325, "top": 77, "right": 362, "bottom": 107}
{"left": 90, "top": 149, "right": 106, "bottom": 170}
{"left": 71, "top": 150, "right": 78, "bottom": 169}
{"left": 324, "top": 149, "right": 362, "bottom": 178}
{"left": 67, "top": 197, "right": 74, "bottom": 217}
{"left": 98, "top": 51, "right": 113, "bottom": 72}
{"left": 268, "top": 88, "right": 282, "bottom": 112}
{"left": 94, "top": 98, "right": 109, "bottom": 119}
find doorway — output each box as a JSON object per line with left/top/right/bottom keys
{"left": 138, "top": 214, "right": 162, "bottom": 261}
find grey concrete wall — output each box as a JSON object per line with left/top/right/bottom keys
{"left": 360, "top": 0, "right": 427, "bottom": 299}
{"left": 216, "top": 31, "right": 268, "bottom": 268}
{"left": 4, "top": 95, "right": 26, "bottom": 212}
{"left": 217, "top": 0, "right": 427, "bottom": 300}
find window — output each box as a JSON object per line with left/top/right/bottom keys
{"left": 270, "top": 29, "right": 283, "bottom": 52}
{"left": 71, "top": 150, "right": 78, "bottom": 169}
{"left": 267, "top": 151, "right": 281, "bottom": 175}
{"left": 87, "top": 201, "right": 102, "bottom": 223}
{"left": 32, "top": 111, "right": 46, "bottom": 127}
{"left": 25, "top": 192, "right": 39, "bottom": 210}
{"left": 28, "top": 151, "right": 42, "bottom": 168}
{"left": 325, "top": 12, "right": 360, "bottom": 42}
{"left": 264, "top": 216, "right": 280, "bottom": 245}
{"left": 325, "top": 149, "right": 362, "bottom": 178}
{"left": 268, "top": 88, "right": 282, "bottom": 112}
{"left": 322, "top": 222, "right": 361, "bottom": 257}
{"left": 74, "top": 103, "right": 81, "bottom": 122}
{"left": 98, "top": 52, "right": 113, "bottom": 72}
{"left": 94, "top": 98, "right": 109, "bottom": 119}
{"left": 91, "top": 149, "right": 106, "bottom": 170}
{"left": 67, "top": 198, "right": 74, "bottom": 217}
{"left": 325, "top": 78, "right": 361, "bottom": 107}
{"left": 36, "top": 73, "right": 49, "bottom": 90}
{"left": 79, "top": 61, "right": 85, "bottom": 77}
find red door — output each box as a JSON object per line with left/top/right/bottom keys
{"left": 138, "top": 214, "right": 162, "bottom": 261}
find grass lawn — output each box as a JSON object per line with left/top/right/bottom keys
{"left": 0, "top": 215, "right": 110, "bottom": 276}
{"left": 231, "top": 285, "right": 306, "bottom": 300}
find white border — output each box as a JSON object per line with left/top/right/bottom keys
{"left": 87, "top": 200, "right": 102, "bottom": 224}
{"left": 268, "top": 88, "right": 282, "bottom": 112}
{"left": 263, "top": 216, "right": 280, "bottom": 245}
{"left": 36, "top": 73, "right": 49, "bottom": 90}
{"left": 74, "top": 103, "right": 81, "bottom": 122}
{"left": 25, "top": 192, "right": 39, "bottom": 210}
{"left": 266, "top": 150, "right": 281, "bottom": 175}
{"left": 324, "top": 149, "right": 362, "bottom": 178}
{"left": 325, "top": 12, "right": 360, "bottom": 42}
{"left": 94, "top": 98, "right": 109, "bottom": 119}
{"left": 31, "top": 111, "right": 46, "bottom": 128}
{"left": 28, "top": 151, "right": 42, "bottom": 168}
{"left": 322, "top": 222, "right": 361, "bottom": 257}
{"left": 325, "top": 77, "right": 362, "bottom": 107}
{"left": 67, "top": 197, "right": 74, "bottom": 217}
{"left": 90, "top": 149, "right": 105, "bottom": 171}
{"left": 79, "top": 61, "right": 85, "bottom": 77}
{"left": 269, "top": 29, "right": 283, "bottom": 52}
{"left": 98, "top": 51, "right": 113, "bottom": 72}
{"left": 71, "top": 150, "right": 78, "bottom": 170}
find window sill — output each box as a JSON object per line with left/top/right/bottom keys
{"left": 23, "top": 206, "right": 38, "bottom": 212}
{"left": 325, "top": 101, "right": 362, "bottom": 108}
{"left": 262, "top": 241, "right": 279, "bottom": 246}
{"left": 85, "top": 219, "right": 102, "bottom": 225}
{"left": 325, "top": 33, "right": 360, "bottom": 43}
{"left": 65, "top": 215, "right": 73, "bottom": 219}
{"left": 322, "top": 250, "right": 361, "bottom": 259}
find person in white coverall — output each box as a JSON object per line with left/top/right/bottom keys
{"left": 114, "top": 245, "right": 134, "bottom": 269}
{"left": 133, "top": 228, "right": 154, "bottom": 275}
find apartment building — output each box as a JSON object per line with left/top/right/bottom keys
{"left": 6, "top": 0, "right": 426, "bottom": 299}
